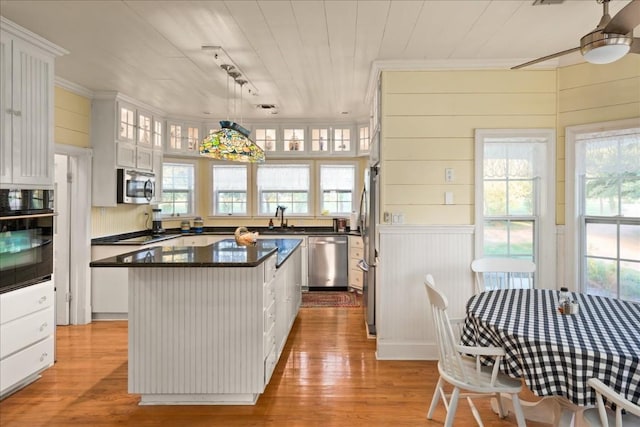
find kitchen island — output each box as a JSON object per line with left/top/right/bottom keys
{"left": 90, "top": 238, "right": 303, "bottom": 405}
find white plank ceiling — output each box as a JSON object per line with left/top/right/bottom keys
{"left": 1, "top": 0, "right": 635, "bottom": 121}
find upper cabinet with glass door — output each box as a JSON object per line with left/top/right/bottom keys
{"left": 115, "top": 101, "right": 156, "bottom": 171}
{"left": 166, "top": 120, "right": 201, "bottom": 156}
{"left": 357, "top": 124, "right": 370, "bottom": 157}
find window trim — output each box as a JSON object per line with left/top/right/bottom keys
{"left": 160, "top": 158, "right": 198, "bottom": 218}
{"left": 565, "top": 117, "right": 640, "bottom": 293}
{"left": 474, "top": 129, "right": 556, "bottom": 289}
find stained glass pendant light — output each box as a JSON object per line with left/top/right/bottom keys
{"left": 200, "top": 65, "right": 265, "bottom": 163}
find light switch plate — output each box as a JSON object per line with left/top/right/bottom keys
{"left": 445, "top": 168, "right": 454, "bottom": 183}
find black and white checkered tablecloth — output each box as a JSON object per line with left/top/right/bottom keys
{"left": 460, "top": 289, "right": 640, "bottom": 407}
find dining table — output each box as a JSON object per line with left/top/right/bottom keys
{"left": 460, "top": 288, "right": 640, "bottom": 426}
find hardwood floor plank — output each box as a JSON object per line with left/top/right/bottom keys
{"left": 0, "top": 306, "right": 546, "bottom": 426}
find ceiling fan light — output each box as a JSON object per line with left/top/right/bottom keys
{"left": 580, "top": 32, "right": 632, "bottom": 64}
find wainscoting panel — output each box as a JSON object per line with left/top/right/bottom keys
{"left": 128, "top": 267, "right": 263, "bottom": 396}
{"left": 376, "top": 225, "right": 475, "bottom": 360}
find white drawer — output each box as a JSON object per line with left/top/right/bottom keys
{"left": 0, "top": 281, "right": 54, "bottom": 325}
{"left": 263, "top": 300, "right": 276, "bottom": 332}
{"left": 263, "top": 346, "right": 277, "bottom": 387}
{"left": 263, "top": 280, "right": 275, "bottom": 305}
{"left": 263, "top": 323, "right": 276, "bottom": 358}
{"left": 350, "top": 246, "right": 363, "bottom": 260}
{"left": 350, "top": 237, "right": 363, "bottom": 248}
{"left": 350, "top": 268, "right": 363, "bottom": 290}
{"left": 264, "top": 255, "right": 277, "bottom": 283}
{"left": 0, "top": 306, "right": 54, "bottom": 359}
{"left": 0, "top": 335, "right": 54, "bottom": 396}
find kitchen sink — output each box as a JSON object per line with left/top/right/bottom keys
{"left": 260, "top": 228, "right": 306, "bottom": 235}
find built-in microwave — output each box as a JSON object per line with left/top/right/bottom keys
{"left": 117, "top": 169, "right": 155, "bottom": 204}
{"left": 0, "top": 189, "right": 54, "bottom": 294}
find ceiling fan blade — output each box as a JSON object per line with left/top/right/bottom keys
{"left": 604, "top": 0, "right": 640, "bottom": 34}
{"left": 631, "top": 37, "right": 640, "bottom": 53}
{"left": 511, "top": 47, "right": 581, "bottom": 70}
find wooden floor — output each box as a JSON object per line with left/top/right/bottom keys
{"left": 0, "top": 306, "right": 547, "bottom": 426}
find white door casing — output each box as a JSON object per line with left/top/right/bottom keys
{"left": 54, "top": 154, "right": 70, "bottom": 325}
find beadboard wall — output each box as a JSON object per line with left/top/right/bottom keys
{"left": 380, "top": 69, "right": 557, "bottom": 226}
{"left": 376, "top": 225, "right": 475, "bottom": 360}
{"left": 555, "top": 55, "right": 640, "bottom": 225}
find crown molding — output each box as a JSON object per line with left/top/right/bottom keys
{"left": 93, "top": 91, "right": 167, "bottom": 117}
{"left": 1, "top": 16, "right": 68, "bottom": 57}
{"left": 55, "top": 77, "right": 94, "bottom": 99}
{"left": 363, "top": 57, "right": 567, "bottom": 106}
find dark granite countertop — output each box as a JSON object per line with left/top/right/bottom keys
{"left": 91, "top": 226, "right": 359, "bottom": 245}
{"left": 89, "top": 238, "right": 303, "bottom": 268}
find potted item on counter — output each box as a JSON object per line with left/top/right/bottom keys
{"left": 193, "top": 217, "right": 204, "bottom": 233}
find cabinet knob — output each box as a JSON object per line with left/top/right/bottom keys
{"left": 39, "top": 296, "right": 47, "bottom": 304}
{"left": 40, "top": 352, "right": 48, "bottom": 362}
{"left": 13, "top": 110, "right": 21, "bottom": 117}
{"left": 40, "top": 322, "right": 48, "bottom": 331}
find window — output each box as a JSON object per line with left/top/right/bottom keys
{"left": 575, "top": 126, "right": 640, "bottom": 302}
{"left": 333, "top": 128, "right": 351, "bottom": 152}
{"left": 319, "top": 164, "right": 355, "bottom": 215}
{"left": 475, "top": 129, "right": 555, "bottom": 287}
{"left": 257, "top": 164, "right": 310, "bottom": 215}
{"left": 283, "top": 128, "right": 304, "bottom": 152}
{"left": 160, "top": 162, "right": 195, "bottom": 216}
{"left": 212, "top": 164, "right": 247, "bottom": 216}
{"left": 254, "top": 128, "right": 277, "bottom": 152}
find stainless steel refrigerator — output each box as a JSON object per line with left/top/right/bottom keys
{"left": 358, "top": 162, "right": 379, "bottom": 335}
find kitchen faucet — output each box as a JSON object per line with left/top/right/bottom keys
{"left": 275, "top": 205, "right": 287, "bottom": 228}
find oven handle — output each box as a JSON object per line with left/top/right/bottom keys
{"left": 0, "top": 212, "right": 57, "bottom": 220}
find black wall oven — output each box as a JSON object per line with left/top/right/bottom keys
{"left": 0, "top": 189, "right": 54, "bottom": 294}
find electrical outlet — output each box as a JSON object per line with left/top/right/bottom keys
{"left": 383, "top": 212, "right": 391, "bottom": 223}
{"left": 392, "top": 213, "right": 404, "bottom": 224}
{"left": 445, "top": 192, "right": 454, "bottom": 205}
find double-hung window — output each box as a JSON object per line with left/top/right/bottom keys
{"left": 574, "top": 125, "right": 640, "bottom": 302}
{"left": 319, "top": 164, "right": 355, "bottom": 215}
{"left": 257, "top": 164, "right": 310, "bottom": 215}
{"left": 212, "top": 164, "right": 248, "bottom": 216}
{"left": 160, "top": 161, "right": 195, "bottom": 216}
{"left": 475, "top": 129, "right": 555, "bottom": 287}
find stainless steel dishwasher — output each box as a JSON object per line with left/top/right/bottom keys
{"left": 308, "top": 235, "right": 348, "bottom": 289}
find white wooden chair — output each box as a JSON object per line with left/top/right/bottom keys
{"left": 424, "top": 274, "right": 526, "bottom": 427}
{"left": 470, "top": 258, "right": 536, "bottom": 294}
{"left": 583, "top": 378, "right": 640, "bottom": 427}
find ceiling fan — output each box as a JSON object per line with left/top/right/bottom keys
{"left": 512, "top": 0, "right": 640, "bottom": 69}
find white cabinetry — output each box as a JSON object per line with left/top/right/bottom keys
{"left": 91, "top": 238, "right": 179, "bottom": 319}
{"left": 348, "top": 235, "right": 364, "bottom": 292}
{"left": 0, "top": 280, "right": 55, "bottom": 398}
{"left": 166, "top": 120, "right": 201, "bottom": 156}
{"left": 0, "top": 17, "right": 67, "bottom": 189}
{"left": 92, "top": 92, "right": 165, "bottom": 206}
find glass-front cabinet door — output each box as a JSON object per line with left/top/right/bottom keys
{"left": 137, "top": 111, "right": 152, "bottom": 146}
{"left": 310, "top": 127, "right": 329, "bottom": 154}
{"left": 358, "top": 124, "right": 370, "bottom": 156}
{"left": 254, "top": 127, "right": 277, "bottom": 152}
{"left": 283, "top": 128, "right": 305, "bottom": 153}
{"left": 118, "top": 103, "right": 136, "bottom": 143}
{"left": 333, "top": 127, "right": 352, "bottom": 154}
{"left": 153, "top": 119, "right": 163, "bottom": 150}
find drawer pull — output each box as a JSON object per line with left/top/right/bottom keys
{"left": 38, "top": 296, "right": 47, "bottom": 304}
{"left": 40, "top": 322, "right": 48, "bottom": 331}
{"left": 40, "top": 352, "right": 48, "bottom": 362}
